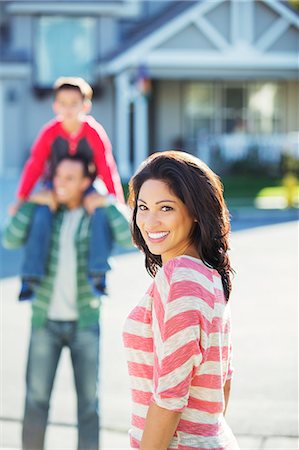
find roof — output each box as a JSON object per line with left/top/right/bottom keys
{"left": 102, "top": 1, "right": 198, "bottom": 62}
{"left": 99, "top": 0, "right": 299, "bottom": 78}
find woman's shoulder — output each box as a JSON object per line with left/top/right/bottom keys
{"left": 157, "top": 256, "right": 219, "bottom": 297}
{"left": 164, "top": 255, "right": 213, "bottom": 278}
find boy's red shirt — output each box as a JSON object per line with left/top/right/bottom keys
{"left": 17, "top": 116, "right": 124, "bottom": 203}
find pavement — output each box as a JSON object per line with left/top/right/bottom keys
{"left": 0, "top": 175, "right": 298, "bottom": 449}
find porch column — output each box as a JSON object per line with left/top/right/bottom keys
{"left": 115, "top": 71, "right": 131, "bottom": 180}
{"left": 133, "top": 93, "right": 149, "bottom": 171}
{"left": 0, "top": 81, "right": 4, "bottom": 176}
{"left": 231, "top": 0, "right": 254, "bottom": 45}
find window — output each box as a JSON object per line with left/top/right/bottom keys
{"left": 184, "top": 83, "right": 216, "bottom": 150}
{"left": 248, "top": 83, "right": 283, "bottom": 134}
{"left": 222, "top": 86, "right": 246, "bottom": 134}
{"left": 183, "top": 82, "right": 284, "bottom": 146}
{"left": 34, "top": 17, "right": 96, "bottom": 88}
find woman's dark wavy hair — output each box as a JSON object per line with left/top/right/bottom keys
{"left": 128, "top": 150, "right": 234, "bottom": 301}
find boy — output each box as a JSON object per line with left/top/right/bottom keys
{"left": 11, "top": 77, "right": 125, "bottom": 299}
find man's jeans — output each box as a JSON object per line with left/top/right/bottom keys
{"left": 22, "top": 205, "right": 112, "bottom": 280}
{"left": 22, "top": 320, "right": 100, "bottom": 450}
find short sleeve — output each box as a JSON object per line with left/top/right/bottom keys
{"left": 151, "top": 263, "right": 202, "bottom": 412}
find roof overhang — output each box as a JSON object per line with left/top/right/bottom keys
{"left": 0, "top": 62, "right": 30, "bottom": 78}
{"left": 5, "top": 1, "right": 140, "bottom": 17}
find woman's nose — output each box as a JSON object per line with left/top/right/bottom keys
{"left": 144, "top": 212, "right": 161, "bottom": 228}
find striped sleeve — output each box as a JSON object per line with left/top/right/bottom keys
{"left": 2, "top": 202, "right": 36, "bottom": 248}
{"left": 151, "top": 261, "right": 203, "bottom": 412}
{"left": 104, "top": 203, "right": 132, "bottom": 248}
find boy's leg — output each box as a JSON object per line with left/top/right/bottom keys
{"left": 20, "top": 205, "right": 53, "bottom": 301}
{"left": 22, "top": 321, "right": 63, "bottom": 450}
{"left": 70, "top": 322, "right": 100, "bottom": 450}
{"left": 88, "top": 207, "right": 113, "bottom": 296}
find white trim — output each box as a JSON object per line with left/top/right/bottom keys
{"left": 134, "top": 94, "right": 149, "bottom": 171}
{"left": 142, "top": 66, "right": 298, "bottom": 81}
{"left": 0, "top": 82, "right": 4, "bottom": 176}
{"left": 143, "top": 50, "right": 299, "bottom": 69}
{"left": 114, "top": 71, "right": 131, "bottom": 179}
{"left": 104, "top": 0, "right": 224, "bottom": 74}
{"left": 193, "top": 15, "right": 229, "bottom": 51}
{"left": 0, "top": 63, "right": 30, "bottom": 78}
{"left": 242, "top": 0, "right": 254, "bottom": 44}
{"left": 256, "top": 17, "right": 290, "bottom": 52}
{"left": 6, "top": 0, "right": 140, "bottom": 17}
{"left": 262, "top": 0, "right": 299, "bottom": 28}
{"left": 230, "top": 0, "right": 239, "bottom": 46}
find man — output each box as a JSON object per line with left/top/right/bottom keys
{"left": 2, "top": 155, "right": 131, "bottom": 450}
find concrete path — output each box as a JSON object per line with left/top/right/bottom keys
{"left": 0, "top": 216, "right": 298, "bottom": 448}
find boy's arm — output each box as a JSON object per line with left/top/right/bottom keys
{"left": 87, "top": 120, "right": 125, "bottom": 203}
{"left": 17, "top": 126, "right": 52, "bottom": 200}
{"left": 2, "top": 202, "right": 36, "bottom": 248}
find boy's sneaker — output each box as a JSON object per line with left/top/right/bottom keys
{"left": 18, "top": 281, "right": 34, "bottom": 301}
{"left": 18, "top": 277, "right": 40, "bottom": 302}
{"left": 88, "top": 275, "right": 108, "bottom": 297}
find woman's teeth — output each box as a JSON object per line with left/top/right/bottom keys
{"left": 148, "top": 232, "right": 169, "bottom": 239}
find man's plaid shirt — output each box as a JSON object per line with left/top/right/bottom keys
{"left": 2, "top": 201, "right": 132, "bottom": 329}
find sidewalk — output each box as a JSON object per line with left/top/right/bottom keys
{"left": 1, "top": 220, "right": 298, "bottom": 449}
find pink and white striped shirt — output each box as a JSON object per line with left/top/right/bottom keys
{"left": 123, "top": 255, "right": 239, "bottom": 450}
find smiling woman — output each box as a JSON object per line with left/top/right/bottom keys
{"left": 136, "top": 178, "right": 197, "bottom": 265}
{"left": 123, "top": 150, "right": 238, "bottom": 450}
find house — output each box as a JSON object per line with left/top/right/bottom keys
{"left": 0, "top": 0, "right": 298, "bottom": 179}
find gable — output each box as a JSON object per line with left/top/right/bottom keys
{"left": 103, "top": 0, "right": 299, "bottom": 76}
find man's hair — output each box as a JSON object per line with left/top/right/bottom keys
{"left": 53, "top": 77, "right": 93, "bottom": 101}
{"left": 56, "top": 154, "right": 96, "bottom": 181}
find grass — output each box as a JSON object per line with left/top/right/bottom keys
{"left": 221, "top": 175, "right": 282, "bottom": 199}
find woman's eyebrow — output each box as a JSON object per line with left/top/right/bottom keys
{"left": 137, "top": 198, "right": 176, "bottom": 205}
{"left": 156, "top": 200, "right": 176, "bottom": 204}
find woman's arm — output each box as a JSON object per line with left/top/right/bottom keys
{"left": 223, "top": 378, "right": 231, "bottom": 415}
{"left": 140, "top": 402, "right": 181, "bottom": 450}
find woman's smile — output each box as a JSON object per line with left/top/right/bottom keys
{"left": 146, "top": 231, "right": 170, "bottom": 243}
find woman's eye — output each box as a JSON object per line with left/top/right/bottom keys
{"left": 138, "top": 204, "right": 147, "bottom": 211}
{"left": 161, "top": 205, "right": 173, "bottom": 212}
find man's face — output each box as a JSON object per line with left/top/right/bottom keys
{"left": 53, "top": 89, "right": 88, "bottom": 123}
{"left": 53, "top": 159, "right": 90, "bottom": 205}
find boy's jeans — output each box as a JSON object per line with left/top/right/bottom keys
{"left": 22, "top": 320, "right": 100, "bottom": 450}
{"left": 22, "top": 204, "right": 112, "bottom": 287}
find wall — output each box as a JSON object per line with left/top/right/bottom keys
{"left": 286, "top": 81, "right": 299, "bottom": 133}
{"left": 154, "top": 80, "right": 182, "bottom": 151}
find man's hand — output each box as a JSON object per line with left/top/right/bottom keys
{"left": 8, "top": 199, "right": 25, "bottom": 216}
{"left": 83, "top": 192, "right": 108, "bottom": 215}
{"left": 29, "top": 190, "right": 58, "bottom": 211}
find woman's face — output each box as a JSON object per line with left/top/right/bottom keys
{"left": 136, "top": 178, "right": 197, "bottom": 264}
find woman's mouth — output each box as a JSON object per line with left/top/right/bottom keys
{"left": 146, "top": 231, "right": 169, "bottom": 243}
